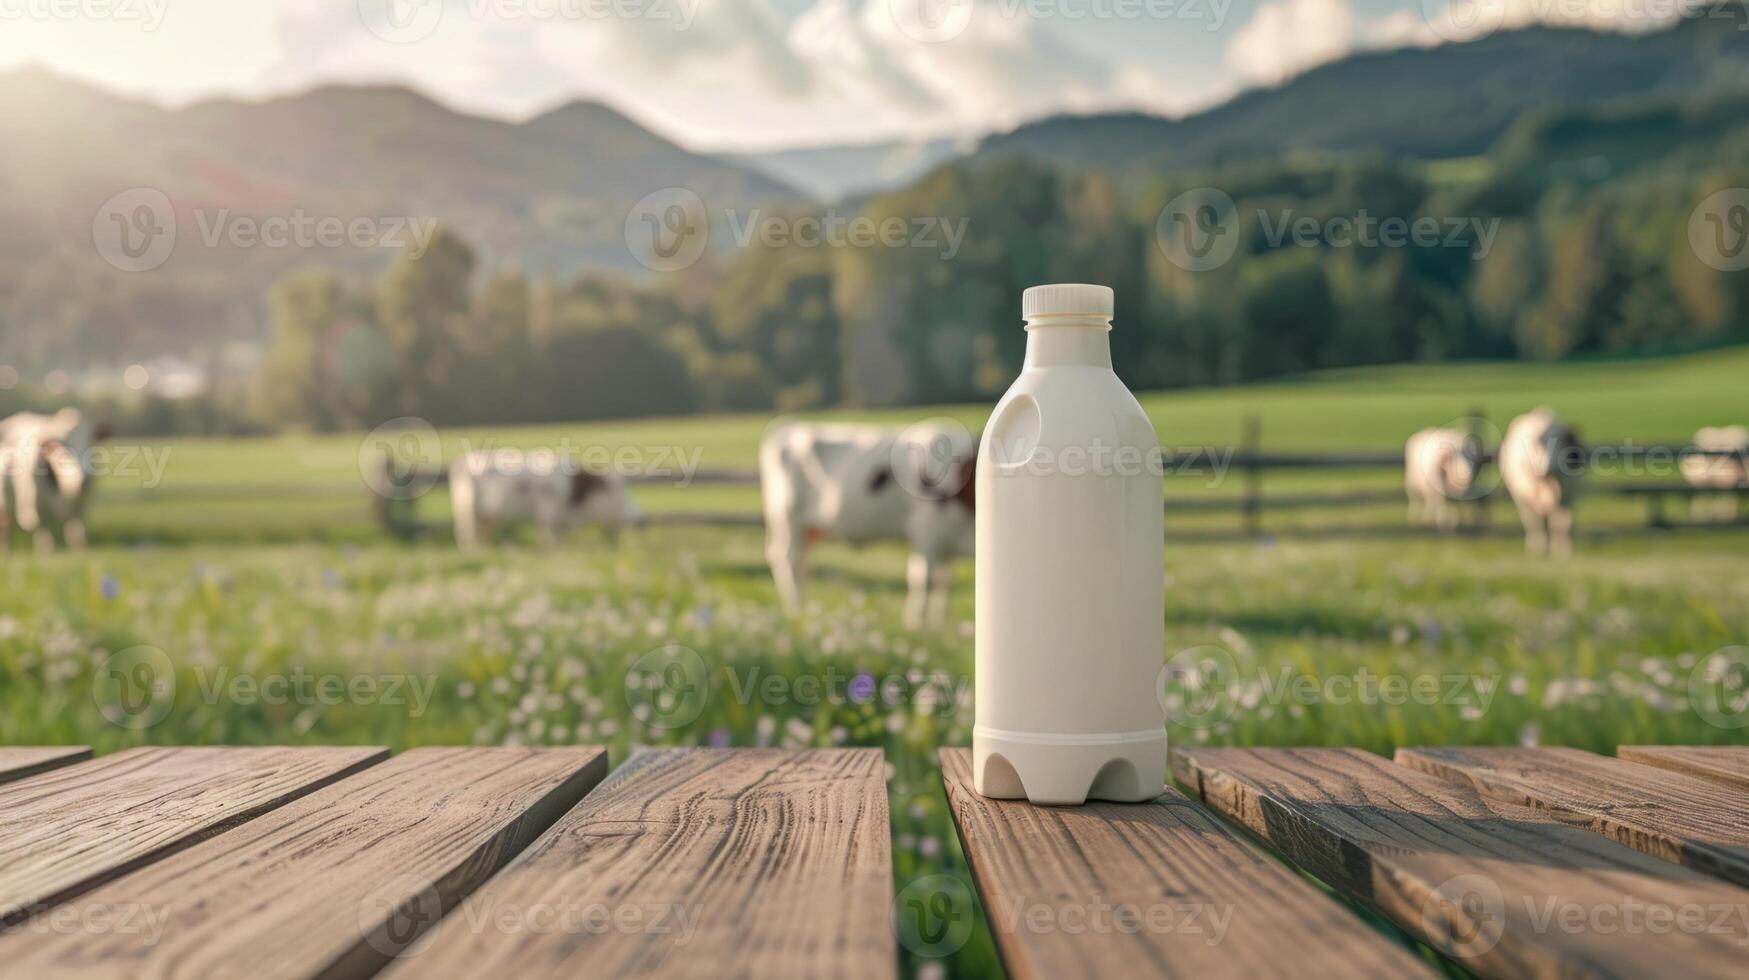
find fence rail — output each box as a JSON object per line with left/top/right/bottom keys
{"left": 100, "top": 415, "right": 1747, "bottom": 540}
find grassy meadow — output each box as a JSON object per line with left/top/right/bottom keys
{"left": 3, "top": 348, "right": 1748, "bottom": 977}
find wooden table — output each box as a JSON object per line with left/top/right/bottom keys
{"left": 2, "top": 744, "right": 1745, "bottom": 978}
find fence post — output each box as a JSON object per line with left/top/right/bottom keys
{"left": 1241, "top": 415, "right": 1261, "bottom": 538}
{"left": 1467, "top": 405, "right": 1490, "bottom": 528}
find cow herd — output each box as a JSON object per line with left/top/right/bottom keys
{"left": 2, "top": 409, "right": 1743, "bottom": 601}
{"left": 1405, "top": 409, "right": 1748, "bottom": 557}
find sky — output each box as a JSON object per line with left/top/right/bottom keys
{"left": 0, "top": 0, "right": 1688, "bottom": 150}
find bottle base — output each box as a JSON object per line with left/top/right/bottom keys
{"left": 972, "top": 727, "right": 1168, "bottom": 805}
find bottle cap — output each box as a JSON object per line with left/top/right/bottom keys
{"left": 1022, "top": 283, "right": 1113, "bottom": 321}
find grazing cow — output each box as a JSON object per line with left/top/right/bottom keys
{"left": 0, "top": 408, "right": 107, "bottom": 554}
{"left": 759, "top": 422, "right": 975, "bottom": 629}
{"left": 449, "top": 451, "right": 641, "bottom": 550}
{"left": 1404, "top": 426, "right": 1488, "bottom": 531}
{"left": 1498, "top": 408, "right": 1585, "bottom": 557}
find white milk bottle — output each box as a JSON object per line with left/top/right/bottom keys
{"left": 973, "top": 284, "right": 1167, "bottom": 805}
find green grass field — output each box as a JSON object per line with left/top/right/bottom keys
{"left": 3, "top": 349, "right": 1747, "bottom": 977}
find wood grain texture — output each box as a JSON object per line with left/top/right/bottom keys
{"left": 0, "top": 746, "right": 385, "bottom": 927}
{"left": 1618, "top": 745, "right": 1749, "bottom": 793}
{"left": 0, "top": 747, "right": 608, "bottom": 980}
{"left": 383, "top": 748, "right": 895, "bottom": 980}
{"left": 0, "top": 747, "right": 91, "bottom": 785}
{"left": 1397, "top": 746, "right": 1749, "bottom": 888}
{"left": 1173, "top": 746, "right": 1749, "bottom": 980}
{"left": 939, "top": 749, "right": 1433, "bottom": 980}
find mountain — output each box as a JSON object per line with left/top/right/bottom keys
{"left": 974, "top": 12, "right": 1749, "bottom": 178}
{"left": 728, "top": 136, "right": 974, "bottom": 202}
{"left": 0, "top": 70, "right": 801, "bottom": 370}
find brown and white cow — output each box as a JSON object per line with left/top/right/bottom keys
{"left": 1499, "top": 408, "right": 1585, "bottom": 558}
{"left": 449, "top": 450, "right": 641, "bottom": 549}
{"left": 0, "top": 408, "right": 108, "bottom": 554}
{"left": 759, "top": 422, "right": 975, "bottom": 629}
{"left": 1404, "top": 426, "right": 1488, "bottom": 532}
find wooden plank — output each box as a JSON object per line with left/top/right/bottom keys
{"left": 0, "top": 747, "right": 91, "bottom": 786}
{"left": 384, "top": 748, "right": 895, "bottom": 980}
{"left": 0, "top": 747, "right": 607, "bottom": 980}
{"left": 0, "top": 746, "right": 385, "bottom": 927}
{"left": 1397, "top": 746, "right": 1749, "bottom": 888}
{"left": 1618, "top": 746, "right": 1749, "bottom": 793}
{"left": 938, "top": 749, "right": 1433, "bottom": 980}
{"left": 1173, "top": 746, "right": 1749, "bottom": 980}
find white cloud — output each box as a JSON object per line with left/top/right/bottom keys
{"left": 1226, "top": 0, "right": 1355, "bottom": 86}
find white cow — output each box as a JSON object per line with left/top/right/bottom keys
{"left": 1405, "top": 427, "right": 1487, "bottom": 531}
{"left": 1681, "top": 426, "right": 1748, "bottom": 523}
{"left": 759, "top": 422, "right": 975, "bottom": 629}
{"left": 449, "top": 451, "right": 641, "bottom": 550}
{"left": 1499, "top": 408, "right": 1585, "bottom": 558}
{"left": 0, "top": 408, "right": 107, "bottom": 554}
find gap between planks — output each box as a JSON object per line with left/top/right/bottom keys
{"left": 1617, "top": 745, "right": 1749, "bottom": 793}
{"left": 1174, "top": 745, "right": 1749, "bottom": 980}
{"left": 0, "top": 747, "right": 92, "bottom": 786}
{"left": 0, "top": 746, "right": 387, "bottom": 928}
{"left": 1397, "top": 746, "right": 1749, "bottom": 889}
{"left": 0, "top": 746, "right": 607, "bottom": 980}
{"left": 382, "top": 747, "right": 897, "bottom": 980}
{"left": 938, "top": 748, "right": 1433, "bottom": 980}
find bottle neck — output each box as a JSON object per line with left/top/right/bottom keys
{"left": 1023, "top": 318, "right": 1113, "bottom": 369}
